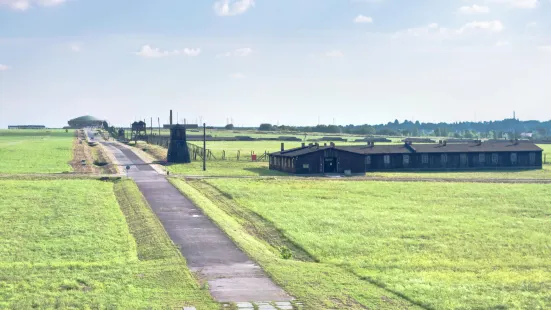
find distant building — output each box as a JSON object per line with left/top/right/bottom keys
{"left": 163, "top": 124, "right": 199, "bottom": 129}
{"left": 8, "top": 125, "right": 46, "bottom": 129}
{"left": 67, "top": 115, "right": 104, "bottom": 128}
{"left": 269, "top": 140, "right": 543, "bottom": 174}
{"left": 520, "top": 132, "right": 533, "bottom": 138}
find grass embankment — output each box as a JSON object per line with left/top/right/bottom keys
{"left": 0, "top": 179, "right": 216, "bottom": 309}
{"left": 0, "top": 130, "right": 73, "bottom": 174}
{"left": 172, "top": 179, "right": 419, "bottom": 310}
{"left": 172, "top": 178, "right": 551, "bottom": 309}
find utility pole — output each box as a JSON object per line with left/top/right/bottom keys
{"left": 203, "top": 123, "right": 206, "bottom": 171}
{"left": 157, "top": 117, "right": 161, "bottom": 135}
{"left": 150, "top": 117, "right": 153, "bottom": 135}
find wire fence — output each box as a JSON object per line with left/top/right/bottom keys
{"left": 143, "top": 135, "right": 270, "bottom": 162}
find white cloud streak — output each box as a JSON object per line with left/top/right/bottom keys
{"left": 0, "top": 64, "right": 9, "bottom": 71}
{"left": 69, "top": 43, "right": 81, "bottom": 52}
{"left": 229, "top": 72, "right": 246, "bottom": 79}
{"left": 135, "top": 45, "right": 201, "bottom": 58}
{"left": 354, "top": 15, "right": 373, "bottom": 23}
{"left": 325, "top": 50, "right": 344, "bottom": 57}
{"left": 458, "top": 4, "right": 490, "bottom": 14}
{"left": 457, "top": 20, "right": 504, "bottom": 33}
{"left": 539, "top": 46, "right": 551, "bottom": 52}
{"left": 0, "top": 0, "right": 66, "bottom": 10}
{"left": 496, "top": 40, "right": 510, "bottom": 46}
{"left": 213, "top": 0, "right": 255, "bottom": 16}
{"left": 486, "top": 0, "right": 539, "bottom": 9}
{"left": 218, "top": 47, "right": 253, "bottom": 57}
{"left": 395, "top": 20, "right": 504, "bottom": 40}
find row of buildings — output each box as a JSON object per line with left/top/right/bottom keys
{"left": 269, "top": 140, "right": 543, "bottom": 174}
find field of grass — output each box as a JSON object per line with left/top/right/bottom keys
{"left": 174, "top": 178, "right": 551, "bottom": 309}
{"left": 369, "top": 165, "right": 551, "bottom": 180}
{"left": 0, "top": 179, "right": 216, "bottom": 309}
{"left": 0, "top": 130, "right": 74, "bottom": 174}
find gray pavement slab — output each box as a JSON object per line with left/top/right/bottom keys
{"left": 101, "top": 141, "right": 292, "bottom": 303}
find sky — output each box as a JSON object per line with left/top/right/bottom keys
{"left": 0, "top": 0, "right": 550, "bottom": 128}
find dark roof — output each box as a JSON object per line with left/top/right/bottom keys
{"left": 339, "top": 145, "right": 411, "bottom": 154}
{"left": 271, "top": 142, "right": 542, "bottom": 157}
{"left": 409, "top": 142, "right": 542, "bottom": 153}
{"left": 69, "top": 115, "right": 103, "bottom": 122}
{"left": 273, "top": 146, "right": 333, "bottom": 157}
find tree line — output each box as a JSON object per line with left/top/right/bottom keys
{"left": 256, "top": 118, "right": 551, "bottom": 139}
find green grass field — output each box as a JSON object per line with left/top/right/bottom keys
{"left": 0, "top": 179, "right": 216, "bottom": 309}
{"left": 368, "top": 165, "right": 551, "bottom": 180}
{"left": 175, "top": 178, "right": 551, "bottom": 309}
{"left": 0, "top": 130, "right": 74, "bottom": 174}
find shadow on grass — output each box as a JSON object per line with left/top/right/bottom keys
{"left": 243, "top": 167, "right": 288, "bottom": 176}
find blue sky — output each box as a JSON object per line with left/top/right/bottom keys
{"left": 0, "top": 0, "right": 550, "bottom": 128}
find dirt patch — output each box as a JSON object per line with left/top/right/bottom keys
{"left": 69, "top": 130, "right": 117, "bottom": 174}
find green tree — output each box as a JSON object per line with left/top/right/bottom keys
{"left": 259, "top": 123, "right": 274, "bottom": 131}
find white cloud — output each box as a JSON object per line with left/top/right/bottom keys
{"left": 182, "top": 48, "right": 201, "bottom": 56}
{"left": 229, "top": 72, "right": 246, "bottom": 79}
{"left": 486, "top": 0, "right": 539, "bottom": 9}
{"left": 458, "top": 4, "right": 490, "bottom": 14}
{"left": 395, "top": 23, "right": 450, "bottom": 38}
{"left": 496, "top": 40, "right": 510, "bottom": 46}
{"left": 213, "top": 0, "right": 255, "bottom": 16}
{"left": 325, "top": 50, "right": 344, "bottom": 57}
{"left": 218, "top": 47, "right": 253, "bottom": 57}
{"left": 539, "top": 46, "right": 551, "bottom": 52}
{"left": 354, "top": 15, "right": 373, "bottom": 23}
{"left": 526, "top": 21, "right": 537, "bottom": 28}
{"left": 395, "top": 20, "right": 503, "bottom": 40}
{"left": 136, "top": 45, "right": 201, "bottom": 58}
{"left": 0, "top": 0, "right": 66, "bottom": 10}
{"left": 0, "top": 64, "right": 9, "bottom": 71}
{"left": 457, "top": 20, "right": 504, "bottom": 34}
{"left": 69, "top": 43, "right": 81, "bottom": 52}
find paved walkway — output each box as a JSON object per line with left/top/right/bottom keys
{"left": 101, "top": 141, "right": 292, "bottom": 303}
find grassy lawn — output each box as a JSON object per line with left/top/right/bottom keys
{"left": 174, "top": 178, "right": 551, "bottom": 309}
{"left": 0, "top": 130, "right": 74, "bottom": 174}
{"left": 0, "top": 179, "right": 216, "bottom": 309}
{"left": 368, "top": 165, "right": 551, "bottom": 180}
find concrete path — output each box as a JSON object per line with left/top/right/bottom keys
{"left": 101, "top": 141, "right": 292, "bottom": 303}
